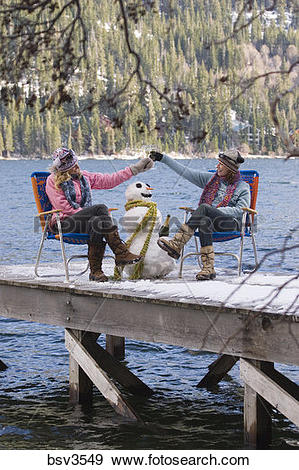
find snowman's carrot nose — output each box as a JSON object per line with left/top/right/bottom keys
{"left": 146, "top": 187, "right": 154, "bottom": 190}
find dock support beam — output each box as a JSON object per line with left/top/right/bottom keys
{"left": 65, "top": 329, "right": 152, "bottom": 421}
{"left": 241, "top": 359, "right": 299, "bottom": 449}
{"left": 106, "top": 335, "right": 125, "bottom": 360}
{"left": 197, "top": 354, "right": 239, "bottom": 388}
{"left": 68, "top": 330, "right": 94, "bottom": 404}
{"left": 0, "top": 359, "right": 8, "bottom": 371}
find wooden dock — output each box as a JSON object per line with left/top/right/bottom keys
{"left": 0, "top": 262, "right": 298, "bottom": 449}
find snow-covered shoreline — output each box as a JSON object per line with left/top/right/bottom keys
{"left": 0, "top": 153, "right": 290, "bottom": 161}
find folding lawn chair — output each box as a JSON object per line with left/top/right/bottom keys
{"left": 31, "top": 171, "right": 116, "bottom": 281}
{"left": 178, "top": 169, "right": 259, "bottom": 277}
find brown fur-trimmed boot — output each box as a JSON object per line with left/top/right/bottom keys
{"left": 88, "top": 242, "right": 108, "bottom": 282}
{"left": 104, "top": 229, "right": 142, "bottom": 266}
{"left": 196, "top": 245, "right": 216, "bottom": 281}
{"left": 157, "top": 223, "right": 194, "bottom": 260}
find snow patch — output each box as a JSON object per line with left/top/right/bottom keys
{"left": 1, "top": 262, "right": 298, "bottom": 315}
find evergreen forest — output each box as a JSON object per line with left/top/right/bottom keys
{"left": 0, "top": 0, "right": 298, "bottom": 158}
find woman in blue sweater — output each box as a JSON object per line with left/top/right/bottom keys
{"left": 149, "top": 149, "right": 250, "bottom": 280}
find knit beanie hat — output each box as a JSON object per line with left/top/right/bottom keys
{"left": 218, "top": 149, "right": 244, "bottom": 173}
{"left": 51, "top": 148, "right": 78, "bottom": 173}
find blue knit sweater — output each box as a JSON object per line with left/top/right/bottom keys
{"left": 161, "top": 154, "right": 250, "bottom": 220}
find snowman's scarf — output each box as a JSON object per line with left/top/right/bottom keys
{"left": 114, "top": 200, "right": 157, "bottom": 280}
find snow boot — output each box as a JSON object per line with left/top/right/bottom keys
{"left": 157, "top": 223, "right": 194, "bottom": 260}
{"left": 196, "top": 245, "right": 216, "bottom": 281}
{"left": 88, "top": 242, "right": 108, "bottom": 282}
{"left": 104, "top": 229, "right": 142, "bottom": 266}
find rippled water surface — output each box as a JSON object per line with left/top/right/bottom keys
{"left": 0, "top": 157, "right": 298, "bottom": 450}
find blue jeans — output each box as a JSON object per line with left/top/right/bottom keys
{"left": 52, "top": 204, "right": 115, "bottom": 244}
{"left": 186, "top": 203, "right": 241, "bottom": 247}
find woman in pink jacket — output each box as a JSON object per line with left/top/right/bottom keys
{"left": 46, "top": 147, "right": 154, "bottom": 282}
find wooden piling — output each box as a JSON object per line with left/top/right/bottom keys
{"left": 241, "top": 359, "right": 299, "bottom": 449}
{"left": 106, "top": 335, "right": 125, "bottom": 360}
{"left": 68, "top": 330, "right": 94, "bottom": 404}
{"left": 197, "top": 354, "right": 239, "bottom": 388}
{"left": 0, "top": 359, "right": 8, "bottom": 371}
{"left": 242, "top": 360, "right": 273, "bottom": 449}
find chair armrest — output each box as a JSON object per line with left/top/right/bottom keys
{"left": 241, "top": 207, "right": 258, "bottom": 215}
{"left": 35, "top": 209, "right": 62, "bottom": 217}
{"left": 179, "top": 206, "right": 194, "bottom": 213}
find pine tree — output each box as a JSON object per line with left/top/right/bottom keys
{"left": 0, "top": 130, "right": 4, "bottom": 154}
{"left": 23, "top": 115, "right": 32, "bottom": 155}
{"left": 74, "top": 124, "right": 83, "bottom": 155}
{"left": 107, "top": 128, "right": 116, "bottom": 154}
{"left": 52, "top": 123, "right": 61, "bottom": 151}
{"left": 44, "top": 112, "right": 52, "bottom": 154}
{"left": 89, "top": 132, "right": 96, "bottom": 155}
{"left": 3, "top": 117, "right": 14, "bottom": 152}
{"left": 67, "top": 118, "right": 73, "bottom": 149}
{"left": 0, "top": 0, "right": 296, "bottom": 157}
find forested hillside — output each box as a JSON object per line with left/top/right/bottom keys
{"left": 0, "top": 0, "right": 297, "bottom": 157}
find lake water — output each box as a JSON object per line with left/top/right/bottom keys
{"left": 0, "top": 157, "right": 298, "bottom": 450}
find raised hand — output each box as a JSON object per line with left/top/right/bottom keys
{"left": 149, "top": 150, "right": 163, "bottom": 161}
{"left": 130, "top": 157, "right": 154, "bottom": 175}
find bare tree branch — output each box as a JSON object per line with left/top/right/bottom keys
{"left": 0, "top": 0, "right": 88, "bottom": 109}
{"left": 270, "top": 84, "right": 299, "bottom": 158}
{"left": 206, "top": 0, "right": 278, "bottom": 49}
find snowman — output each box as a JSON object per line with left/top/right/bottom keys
{"left": 121, "top": 181, "right": 175, "bottom": 279}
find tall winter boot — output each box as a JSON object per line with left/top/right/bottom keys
{"left": 196, "top": 245, "right": 216, "bottom": 281}
{"left": 104, "top": 229, "right": 142, "bottom": 266}
{"left": 157, "top": 223, "right": 194, "bottom": 260}
{"left": 88, "top": 242, "right": 108, "bottom": 282}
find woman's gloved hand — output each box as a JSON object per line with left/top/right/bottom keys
{"left": 149, "top": 150, "right": 163, "bottom": 161}
{"left": 130, "top": 157, "right": 154, "bottom": 175}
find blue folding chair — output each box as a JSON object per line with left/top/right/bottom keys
{"left": 31, "top": 172, "right": 116, "bottom": 281}
{"left": 178, "top": 170, "right": 259, "bottom": 277}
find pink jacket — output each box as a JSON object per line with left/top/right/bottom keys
{"left": 46, "top": 167, "right": 133, "bottom": 227}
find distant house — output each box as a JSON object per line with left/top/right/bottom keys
{"left": 230, "top": 110, "right": 249, "bottom": 133}
{"left": 230, "top": 110, "right": 250, "bottom": 145}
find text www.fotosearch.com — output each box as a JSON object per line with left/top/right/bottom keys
{"left": 47, "top": 452, "right": 250, "bottom": 467}
{"left": 110, "top": 454, "right": 250, "bottom": 466}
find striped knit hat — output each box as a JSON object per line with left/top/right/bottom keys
{"left": 218, "top": 149, "right": 244, "bottom": 173}
{"left": 51, "top": 148, "right": 78, "bottom": 173}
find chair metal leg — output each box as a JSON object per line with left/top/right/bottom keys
{"left": 55, "top": 214, "right": 70, "bottom": 282}
{"left": 179, "top": 246, "right": 185, "bottom": 278}
{"left": 66, "top": 254, "right": 116, "bottom": 277}
{"left": 194, "top": 236, "right": 201, "bottom": 267}
{"left": 249, "top": 215, "right": 258, "bottom": 268}
{"left": 178, "top": 256, "right": 184, "bottom": 278}
{"left": 179, "top": 251, "right": 202, "bottom": 277}
{"left": 34, "top": 215, "right": 51, "bottom": 277}
{"left": 178, "top": 210, "right": 202, "bottom": 278}
{"left": 178, "top": 211, "right": 188, "bottom": 278}
{"left": 251, "top": 234, "right": 258, "bottom": 267}
{"left": 238, "top": 233, "right": 245, "bottom": 276}
{"left": 67, "top": 255, "right": 89, "bottom": 276}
